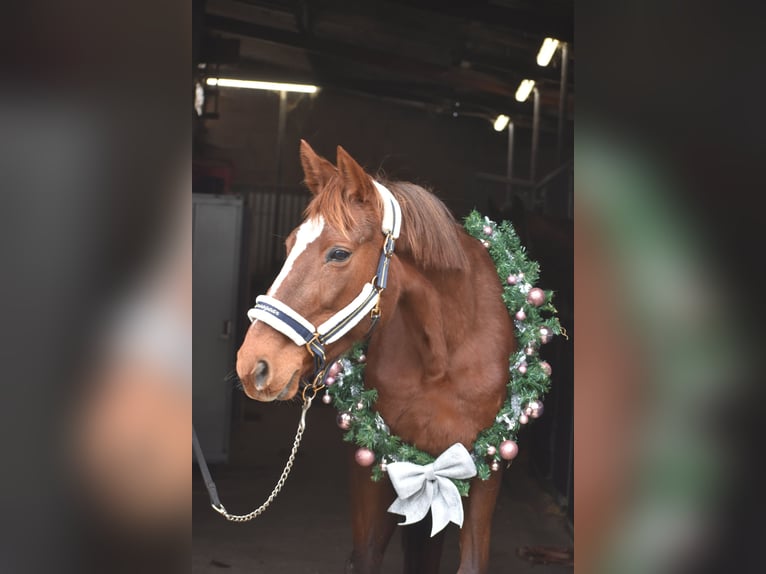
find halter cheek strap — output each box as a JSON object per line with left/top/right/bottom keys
{"left": 246, "top": 179, "right": 402, "bottom": 377}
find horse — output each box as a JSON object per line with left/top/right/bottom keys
{"left": 236, "top": 140, "right": 514, "bottom": 574}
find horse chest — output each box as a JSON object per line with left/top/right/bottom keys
{"left": 369, "top": 371, "right": 497, "bottom": 455}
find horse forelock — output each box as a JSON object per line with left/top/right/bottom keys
{"left": 303, "top": 174, "right": 380, "bottom": 241}
{"left": 304, "top": 176, "right": 468, "bottom": 272}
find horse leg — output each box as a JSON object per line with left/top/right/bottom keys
{"left": 456, "top": 469, "right": 504, "bottom": 574}
{"left": 401, "top": 514, "right": 446, "bottom": 574}
{"left": 345, "top": 450, "right": 398, "bottom": 574}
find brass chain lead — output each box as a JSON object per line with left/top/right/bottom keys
{"left": 212, "top": 395, "right": 314, "bottom": 522}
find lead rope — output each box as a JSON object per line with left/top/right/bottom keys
{"left": 203, "top": 393, "right": 315, "bottom": 522}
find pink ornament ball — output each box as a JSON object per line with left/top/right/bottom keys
{"left": 539, "top": 326, "right": 553, "bottom": 344}
{"left": 527, "top": 287, "right": 546, "bottom": 307}
{"left": 483, "top": 225, "right": 493, "bottom": 235}
{"left": 490, "top": 460, "right": 500, "bottom": 472}
{"left": 329, "top": 362, "right": 342, "bottom": 377}
{"left": 355, "top": 447, "right": 376, "bottom": 467}
{"left": 525, "top": 344, "right": 536, "bottom": 356}
{"left": 515, "top": 309, "right": 526, "bottom": 320}
{"left": 518, "top": 363, "right": 528, "bottom": 374}
{"left": 322, "top": 393, "right": 332, "bottom": 404}
{"left": 519, "top": 413, "right": 529, "bottom": 425}
{"left": 540, "top": 361, "right": 552, "bottom": 376}
{"left": 499, "top": 440, "right": 519, "bottom": 460}
{"left": 486, "top": 445, "right": 497, "bottom": 456}
{"left": 325, "top": 376, "right": 336, "bottom": 386}
{"left": 358, "top": 354, "right": 367, "bottom": 363}
{"left": 528, "top": 400, "right": 544, "bottom": 419}
{"left": 481, "top": 240, "right": 490, "bottom": 248}
{"left": 336, "top": 412, "right": 353, "bottom": 430}
{"left": 507, "top": 274, "right": 518, "bottom": 285}
{"left": 356, "top": 401, "right": 365, "bottom": 411}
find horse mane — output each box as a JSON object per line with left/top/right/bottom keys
{"left": 304, "top": 175, "right": 469, "bottom": 272}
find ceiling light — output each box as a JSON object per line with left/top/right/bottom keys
{"left": 515, "top": 79, "right": 535, "bottom": 102}
{"left": 206, "top": 78, "right": 319, "bottom": 94}
{"left": 194, "top": 82, "right": 205, "bottom": 116}
{"left": 493, "top": 114, "right": 510, "bottom": 131}
{"left": 536, "top": 38, "right": 560, "bottom": 67}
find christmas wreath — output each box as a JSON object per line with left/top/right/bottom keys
{"left": 324, "top": 211, "right": 564, "bottom": 496}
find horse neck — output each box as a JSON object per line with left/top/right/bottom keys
{"left": 367, "top": 257, "right": 466, "bottom": 386}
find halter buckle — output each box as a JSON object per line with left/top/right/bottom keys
{"left": 383, "top": 233, "right": 395, "bottom": 257}
{"left": 305, "top": 333, "right": 322, "bottom": 357}
{"left": 370, "top": 301, "right": 381, "bottom": 320}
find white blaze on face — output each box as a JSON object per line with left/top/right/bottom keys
{"left": 267, "top": 216, "right": 325, "bottom": 298}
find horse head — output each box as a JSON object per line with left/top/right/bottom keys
{"left": 236, "top": 141, "right": 390, "bottom": 401}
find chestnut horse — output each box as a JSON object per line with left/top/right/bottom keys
{"left": 236, "top": 141, "right": 514, "bottom": 574}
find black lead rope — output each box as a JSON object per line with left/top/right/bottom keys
{"left": 193, "top": 426, "right": 223, "bottom": 511}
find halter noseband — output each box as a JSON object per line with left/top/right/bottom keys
{"left": 246, "top": 180, "right": 402, "bottom": 385}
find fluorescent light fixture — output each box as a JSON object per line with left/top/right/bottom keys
{"left": 206, "top": 77, "right": 318, "bottom": 94}
{"left": 493, "top": 114, "right": 510, "bottom": 132}
{"left": 515, "top": 79, "right": 535, "bottom": 102}
{"left": 194, "top": 81, "right": 205, "bottom": 116}
{"left": 536, "top": 38, "right": 560, "bottom": 67}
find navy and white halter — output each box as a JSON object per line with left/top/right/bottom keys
{"left": 247, "top": 180, "right": 402, "bottom": 377}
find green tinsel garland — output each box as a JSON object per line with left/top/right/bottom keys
{"left": 326, "top": 211, "right": 564, "bottom": 496}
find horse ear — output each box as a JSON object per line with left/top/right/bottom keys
{"left": 336, "top": 145, "right": 375, "bottom": 202}
{"left": 300, "top": 139, "right": 336, "bottom": 195}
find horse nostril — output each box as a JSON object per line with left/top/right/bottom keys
{"left": 254, "top": 360, "right": 269, "bottom": 391}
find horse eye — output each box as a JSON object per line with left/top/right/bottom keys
{"left": 327, "top": 248, "right": 351, "bottom": 262}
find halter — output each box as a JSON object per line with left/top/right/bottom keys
{"left": 247, "top": 180, "right": 402, "bottom": 386}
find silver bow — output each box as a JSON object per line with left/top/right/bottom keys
{"left": 386, "top": 443, "right": 477, "bottom": 536}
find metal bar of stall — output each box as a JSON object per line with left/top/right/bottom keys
{"left": 530, "top": 87, "right": 540, "bottom": 183}
{"left": 557, "top": 43, "right": 569, "bottom": 163}
{"left": 505, "top": 121, "right": 515, "bottom": 204}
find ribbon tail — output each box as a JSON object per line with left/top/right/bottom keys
{"left": 429, "top": 478, "right": 464, "bottom": 536}
{"left": 387, "top": 482, "right": 433, "bottom": 526}
{"left": 429, "top": 499, "right": 451, "bottom": 537}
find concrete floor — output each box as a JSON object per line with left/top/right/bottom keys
{"left": 193, "top": 396, "right": 572, "bottom": 573}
